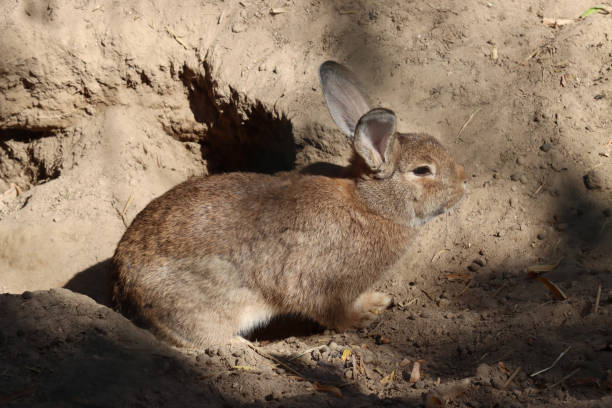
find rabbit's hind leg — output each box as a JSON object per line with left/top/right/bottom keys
{"left": 143, "top": 256, "right": 277, "bottom": 347}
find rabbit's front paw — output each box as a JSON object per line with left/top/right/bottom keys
{"left": 349, "top": 291, "right": 393, "bottom": 328}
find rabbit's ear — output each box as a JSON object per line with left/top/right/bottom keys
{"left": 319, "top": 61, "right": 371, "bottom": 137}
{"left": 354, "top": 108, "right": 397, "bottom": 173}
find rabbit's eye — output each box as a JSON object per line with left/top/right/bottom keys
{"left": 412, "top": 166, "right": 433, "bottom": 176}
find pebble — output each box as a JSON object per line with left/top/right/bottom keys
{"left": 361, "top": 349, "right": 376, "bottom": 364}
{"left": 519, "top": 174, "right": 528, "bottom": 184}
{"left": 474, "top": 258, "right": 486, "bottom": 267}
{"left": 540, "top": 143, "right": 552, "bottom": 152}
{"left": 231, "top": 23, "right": 247, "bottom": 33}
{"left": 21, "top": 291, "right": 33, "bottom": 300}
{"left": 584, "top": 170, "right": 603, "bottom": 190}
{"left": 537, "top": 231, "right": 546, "bottom": 240}
{"left": 467, "top": 262, "right": 480, "bottom": 272}
{"left": 328, "top": 341, "right": 343, "bottom": 352}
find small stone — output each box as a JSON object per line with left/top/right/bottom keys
{"left": 584, "top": 170, "right": 603, "bottom": 190}
{"left": 537, "top": 231, "right": 546, "bottom": 240}
{"left": 361, "top": 349, "right": 376, "bottom": 364}
{"left": 467, "top": 262, "right": 480, "bottom": 272}
{"left": 21, "top": 291, "right": 33, "bottom": 300}
{"left": 344, "top": 369, "right": 354, "bottom": 379}
{"left": 474, "top": 258, "right": 486, "bottom": 267}
{"left": 540, "top": 143, "right": 552, "bottom": 152}
{"left": 519, "top": 174, "right": 528, "bottom": 184}
{"left": 232, "top": 23, "right": 247, "bottom": 33}
{"left": 328, "top": 341, "right": 342, "bottom": 351}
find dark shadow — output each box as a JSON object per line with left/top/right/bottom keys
{"left": 180, "top": 63, "right": 295, "bottom": 175}
{"left": 0, "top": 128, "right": 55, "bottom": 142}
{"left": 248, "top": 314, "right": 325, "bottom": 342}
{"left": 64, "top": 259, "right": 113, "bottom": 306}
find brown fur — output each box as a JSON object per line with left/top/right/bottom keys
{"left": 111, "top": 61, "right": 466, "bottom": 346}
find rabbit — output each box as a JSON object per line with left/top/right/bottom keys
{"left": 111, "top": 61, "right": 466, "bottom": 347}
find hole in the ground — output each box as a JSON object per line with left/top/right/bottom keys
{"left": 179, "top": 63, "right": 295, "bottom": 174}
{"left": 247, "top": 314, "right": 325, "bottom": 342}
{"left": 0, "top": 128, "right": 65, "bottom": 189}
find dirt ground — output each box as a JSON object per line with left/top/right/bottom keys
{"left": 1, "top": 0, "right": 612, "bottom": 407}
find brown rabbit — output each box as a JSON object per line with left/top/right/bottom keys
{"left": 111, "top": 61, "right": 466, "bottom": 347}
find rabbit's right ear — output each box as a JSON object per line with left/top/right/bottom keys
{"left": 319, "top": 61, "right": 371, "bottom": 137}
{"left": 354, "top": 108, "right": 397, "bottom": 174}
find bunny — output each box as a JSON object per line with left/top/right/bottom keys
{"left": 111, "top": 61, "right": 466, "bottom": 347}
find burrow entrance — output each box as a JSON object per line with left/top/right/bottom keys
{"left": 179, "top": 63, "right": 296, "bottom": 175}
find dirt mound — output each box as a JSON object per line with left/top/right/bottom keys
{"left": 1, "top": 0, "right": 611, "bottom": 406}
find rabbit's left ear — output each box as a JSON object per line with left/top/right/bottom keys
{"left": 354, "top": 108, "right": 397, "bottom": 174}
{"left": 319, "top": 61, "right": 371, "bottom": 137}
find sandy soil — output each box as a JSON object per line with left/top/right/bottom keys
{"left": 1, "top": 0, "right": 611, "bottom": 406}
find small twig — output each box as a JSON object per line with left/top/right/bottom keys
{"left": 532, "top": 184, "right": 543, "bottom": 197}
{"left": 530, "top": 345, "right": 571, "bottom": 377}
{"left": 594, "top": 284, "right": 602, "bottom": 314}
{"left": 456, "top": 107, "right": 482, "bottom": 142}
{"left": 493, "top": 282, "right": 508, "bottom": 297}
{"left": 502, "top": 367, "right": 521, "bottom": 389}
{"left": 122, "top": 193, "right": 135, "bottom": 217}
{"left": 548, "top": 368, "right": 580, "bottom": 389}
{"left": 119, "top": 192, "right": 135, "bottom": 228}
{"left": 420, "top": 288, "right": 435, "bottom": 302}
{"left": 431, "top": 248, "right": 448, "bottom": 263}
{"left": 517, "top": 48, "right": 540, "bottom": 69}
{"left": 238, "top": 337, "right": 324, "bottom": 384}
{"left": 165, "top": 26, "right": 189, "bottom": 49}
{"left": 286, "top": 345, "right": 326, "bottom": 362}
{"left": 458, "top": 280, "right": 473, "bottom": 296}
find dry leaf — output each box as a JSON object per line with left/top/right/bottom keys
{"left": 498, "top": 361, "right": 510, "bottom": 375}
{"left": 312, "top": 382, "right": 342, "bottom": 398}
{"left": 380, "top": 370, "right": 396, "bottom": 384}
{"left": 410, "top": 361, "right": 421, "bottom": 383}
{"left": 527, "top": 259, "right": 561, "bottom": 275}
{"left": 341, "top": 349, "right": 351, "bottom": 362}
{"left": 542, "top": 17, "right": 575, "bottom": 27}
{"left": 537, "top": 276, "right": 568, "bottom": 300}
{"left": 231, "top": 365, "right": 255, "bottom": 371}
{"left": 444, "top": 273, "right": 471, "bottom": 282}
